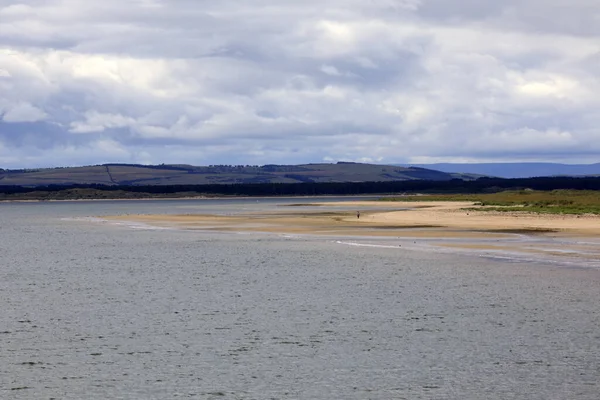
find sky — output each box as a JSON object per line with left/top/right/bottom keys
{"left": 0, "top": 0, "right": 599, "bottom": 168}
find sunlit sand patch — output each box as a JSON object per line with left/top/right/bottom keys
{"left": 100, "top": 200, "right": 600, "bottom": 265}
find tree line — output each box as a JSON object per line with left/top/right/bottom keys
{"left": 1, "top": 176, "right": 600, "bottom": 198}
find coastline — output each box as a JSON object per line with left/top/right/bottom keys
{"left": 102, "top": 200, "right": 600, "bottom": 236}
{"left": 0, "top": 196, "right": 211, "bottom": 203}
{"left": 0, "top": 194, "right": 381, "bottom": 203}
{"left": 101, "top": 200, "right": 600, "bottom": 266}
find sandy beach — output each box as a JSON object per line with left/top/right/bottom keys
{"left": 102, "top": 200, "right": 600, "bottom": 265}
{"left": 103, "top": 200, "right": 600, "bottom": 236}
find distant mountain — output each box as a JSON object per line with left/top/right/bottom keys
{"left": 404, "top": 163, "right": 600, "bottom": 179}
{"left": 0, "top": 162, "right": 476, "bottom": 186}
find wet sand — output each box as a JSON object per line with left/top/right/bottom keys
{"left": 102, "top": 200, "right": 600, "bottom": 237}
{"left": 102, "top": 200, "right": 600, "bottom": 266}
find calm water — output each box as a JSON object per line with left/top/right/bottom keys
{"left": 1, "top": 199, "right": 599, "bottom": 399}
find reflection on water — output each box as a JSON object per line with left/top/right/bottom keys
{"left": 1, "top": 199, "right": 599, "bottom": 399}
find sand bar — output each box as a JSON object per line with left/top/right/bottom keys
{"left": 104, "top": 200, "right": 600, "bottom": 236}
{"left": 102, "top": 200, "right": 600, "bottom": 265}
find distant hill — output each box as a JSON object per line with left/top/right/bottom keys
{"left": 404, "top": 163, "right": 600, "bottom": 179}
{"left": 0, "top": 162, "right": 476, "bottom": 187}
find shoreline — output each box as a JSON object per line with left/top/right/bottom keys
{"left": 0, "top": 196, "right": 213, "bottom": 203}
{"left": 0, "top": 194, "right": 383, "bottom": 204}
{"left": 99, "top": 200, "right": 600, "bottom": 267}
{"left": 102, "top": 200, "right": 600, "bottom": 235}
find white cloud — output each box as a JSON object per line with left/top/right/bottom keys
{"left": 0, "top": 0, "right": 599, "bottom": 167}
{"left": 2, "top": 102, "right": 47, "bottom": 122}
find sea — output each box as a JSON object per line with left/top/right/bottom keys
{"left": 1, "top": 198, "right": 599, "bottom": 399}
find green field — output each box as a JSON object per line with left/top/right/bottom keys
{"left": 381, "top": 190, "right": 600, "bottom": 215}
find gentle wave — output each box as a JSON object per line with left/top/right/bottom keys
{"left": 66, "top": 217, "right": 175, "bottom": 231}
{"left": 334, "top": 239, "right": 600, "bottom": 270}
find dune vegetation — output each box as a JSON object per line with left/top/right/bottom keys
{"left": 381, "top": 190, "right": 600, "bottom": 215}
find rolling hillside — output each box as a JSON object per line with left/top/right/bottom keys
{"left": 0, "top": 162, "right": 471, "bottom": 186}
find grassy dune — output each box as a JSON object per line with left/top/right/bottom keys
{"left": 382, "top": 190, "right": 600, "bottom": 215}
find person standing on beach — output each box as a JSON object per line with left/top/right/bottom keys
{"left": 357, "top": 211, "right": 360, "bottom": 219}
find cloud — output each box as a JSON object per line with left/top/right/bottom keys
{"left": 0, "top": 0, "right": 599, "bottom": 168}
{"left": 2, "top": 102, "right": 47, "bottom": 122}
